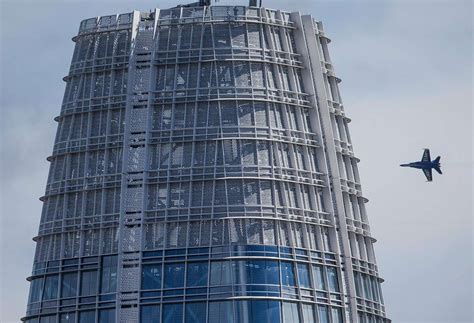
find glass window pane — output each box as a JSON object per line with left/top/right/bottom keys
{"left": 331, "top": 307, "right": 343, "bottom": 323}
{"left": 327, "top": 267, "right": 340, "bottom": 292}
{"left": 208, "top": 301, "right": 234, "bottom": 323}
{"left": 282, "top": 302, "right": 300, "bottom": 323}
{"left": 163, "top": 303, "right": 183, "bottom": 323}
{"left": 101, "top": 255, "right": 118, "bottom": 293}
{"left": 141, "top": 305, "right": 160, "bottom": 323}
{"left": 81, "top": 270, "right": 98, "bottom": 296}
{"left": 79, "top": 311, "right": 95, "bottom": 323}
{"left": 164, "top": 263, "right": 185, "bottom": 288}
{"left": 280, "top": 262, "right": 295, "bottom": 286}
{"left": 312, "top": 265, "right": 326, "bottom": 290}
{"left": 250, "top": 300, "right": 281, "bottom": 322}
{"left": 142, "top": 264, "right": 162, "bottom": 290}
{"left": 43, "top": 275, "right": 59, "bottom": 300}
{"left": 29, "top": 278, "right": 44, "bottom": 303}
{"left": 297, "top": 263, "right": 311, "bottom": 288}
{"left": 233, "top": 260, "right": 279, "bottom": 285}
{"left": 40, "top": 315, "right": 56, "bottom": 323}
{"left": 317, "top": 305, "right": 329, "bottom": 323}
{"left": 186, "top": 262, "right": 208, "bottom": 287}
{"left": 185, "top": 302, "right": 206, "bottom": 323}
{"left": 301, "top": 304, "right": 315, "bottom": 323}
{"left": 60, "top": 312, "right": 76, "bottom": 323}
{"left": 61, "top": 272, "right": 78, "bottom": 298}
{"left": 210, "top": 261, "right": 232, "bottom": 286}
{"left": 99, "top": 309, "right": 115, "bottom": 323}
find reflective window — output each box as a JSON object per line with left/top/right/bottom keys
{"left": 99, "top": 309, "right": 115, "bottom": 323}
{"left": 43, "top": 275, "right": 59, "bottom": 300}
{"left": 80, "top": 270, "right": 98, "bottom": 296}
{"left": 142, "top": 264, "right": 162, "bottom": 290}
{"left": 331, "top": 307, "right": 343, "bottom": 323}
{"left": 61, "top": 272, "right": 78, "bottom": 298}
{"left": 163, "top": 303, "right": 183, "bottom": 323}
{"left": 327, "top": 267, "right": 340, "bottom": 292}
{"left": 282, "top": 301, "right": 300, "bottom": 322}
{"left": 141, "top": 305, "right": 160, "bottom": 323}
{"left": 79, "top": 311, "right": 95, "bottom": 323}
{"left": 297, "top": 263, "right": 311, "bottom": 288}
{"left": 301, "top": 304, "right": 315, "bottom": 323}
{"left": 233, "top": 260, "right": 279, "bottom": 285}
{"left": 210, "top": 261, "right": 232, "bottom": 286}
{"left": 317, "top": 305, "right": 329, "bottom": 323}
{"left": 186, "top": 262, "right": 208, "bottom": 287}
{"left": 40, "top": 315, "right": 56, "bottom": 323}
{"left": 164, "top": 263, "right": 185, "bottom": 288}
{"left": 235, "top": 300, "right": 281, "bottom": 323}
{"left": 60, "top": 312, "right": 76, "bottom": 322}
{"left": 209, "top": 301, "right": 234, "bottom": 323}
{"left": 280, "top": 261, "right": 296, "bottom": 286}
{"left": 29, "top": 277, "right": 44, "bottom": 303}
{"left": 312, "top": 265, "right": 326, "bottom": 290}
{"left": 185, "top": 302, "right": 206, "bottom": 323}
{"left": 101, "top": 256, "right": 117, "bottom": 293}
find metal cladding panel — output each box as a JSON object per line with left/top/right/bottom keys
{"left": 23, "top": 5, "right": 388, "bottom": 323}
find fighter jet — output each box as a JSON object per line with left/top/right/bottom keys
{"left": 400, "top": 149, "right": 442, "bottom": 182}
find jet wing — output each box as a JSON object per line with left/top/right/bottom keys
{"left": 422, "top": 149, "right": 431, "bottom": 162}
{"left": 422, "top": 168, "right": 432, "bottom": 181}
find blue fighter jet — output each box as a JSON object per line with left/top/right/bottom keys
{"left": 400, "top": 149, "right": 442, "bottom": 181}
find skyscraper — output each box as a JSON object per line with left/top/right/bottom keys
{"left": 24, "top": 2, "right": 389, "bottom": 322}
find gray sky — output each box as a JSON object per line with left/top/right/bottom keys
{"left": 0, "top": 0, "right": 472, "bottom": 322}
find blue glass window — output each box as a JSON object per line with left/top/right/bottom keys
{"left": 142, "top": 264, "right": 162, "bottom": 290}
{"left": 312, "top": 265, "right": 326, "bottom": 290}
{"left": 79, "top": 311, "right": 95, "bottom": 323}
{"left": 210, "top": 261, "right": 232, "bottom": 286}
{"left": 186, "top": 262, "right": 208, "bottom": 287}
{"left": 327, "top": 267, "right": 340, "bottom": 292}
{"left": 101, "top": 256, "right": 117, "bottom": 293}
{"left": 280, "top": 261, "right": 296, "bottom": 286}
{"left": 250, "top": 300, "right": 281, "bottom": 322}
{"left": 99, "top": 309, "right": 115, "bottom": 323}
{"left": 208, "top": 301, "right": 234, "bottom": 323}
{"left": 282, "top": 301, "right": 300, "bottom": 322}
{"left": 301, "top": 304, "right": 315, "bottom": 323}
{"left": 60, "top": 312, "right": 76, "bottom": 322}
{"left": 141, "top": 305, "right": 160, "bottom": 323}
{"left": 43, "top": 275, "right": 59, "bottom": 300}
{"left": 185, "top": 302, "right": 206, "bottom": 323}
{"left": 353, "top": 271, "right": 362, "bottom": 297}
{"left": 297, "top": 263, "right": 311, "bottom": 288}
{"left": 331, "top": 307, "right": 343, "bottom": 323}
{"left": 61, "top": 272, "right": 78, "bottom": 298}
{"left": 233, "top": 260, "right": 279, "bottom": 285}
{"left": 163, "top": 303, "right": 183, "bottom": 323}
{"left": 40, "top": 315, "right": 56, "bottom": 323}
{"left": 317, "top": 305, "right": 329, "bottom": 323}
{"left": 80, "top": 270, "right": 98, "bottom": 296}
{"left": 164, "top": 263, "right": 185, "bottom": 288}
{"left": 28, "top": 277, "right": 44, "bottom": 303}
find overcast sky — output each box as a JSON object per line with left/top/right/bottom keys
{"left": 0, "top": 0, "right": 472, "bottom": 322}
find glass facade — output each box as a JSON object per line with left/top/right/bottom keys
{"left": 23, "top": 4, "right": 388, "bottom": 323}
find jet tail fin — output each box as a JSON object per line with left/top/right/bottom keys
{"left": 433, "top": 156, "right": 442, "bottom": 174}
